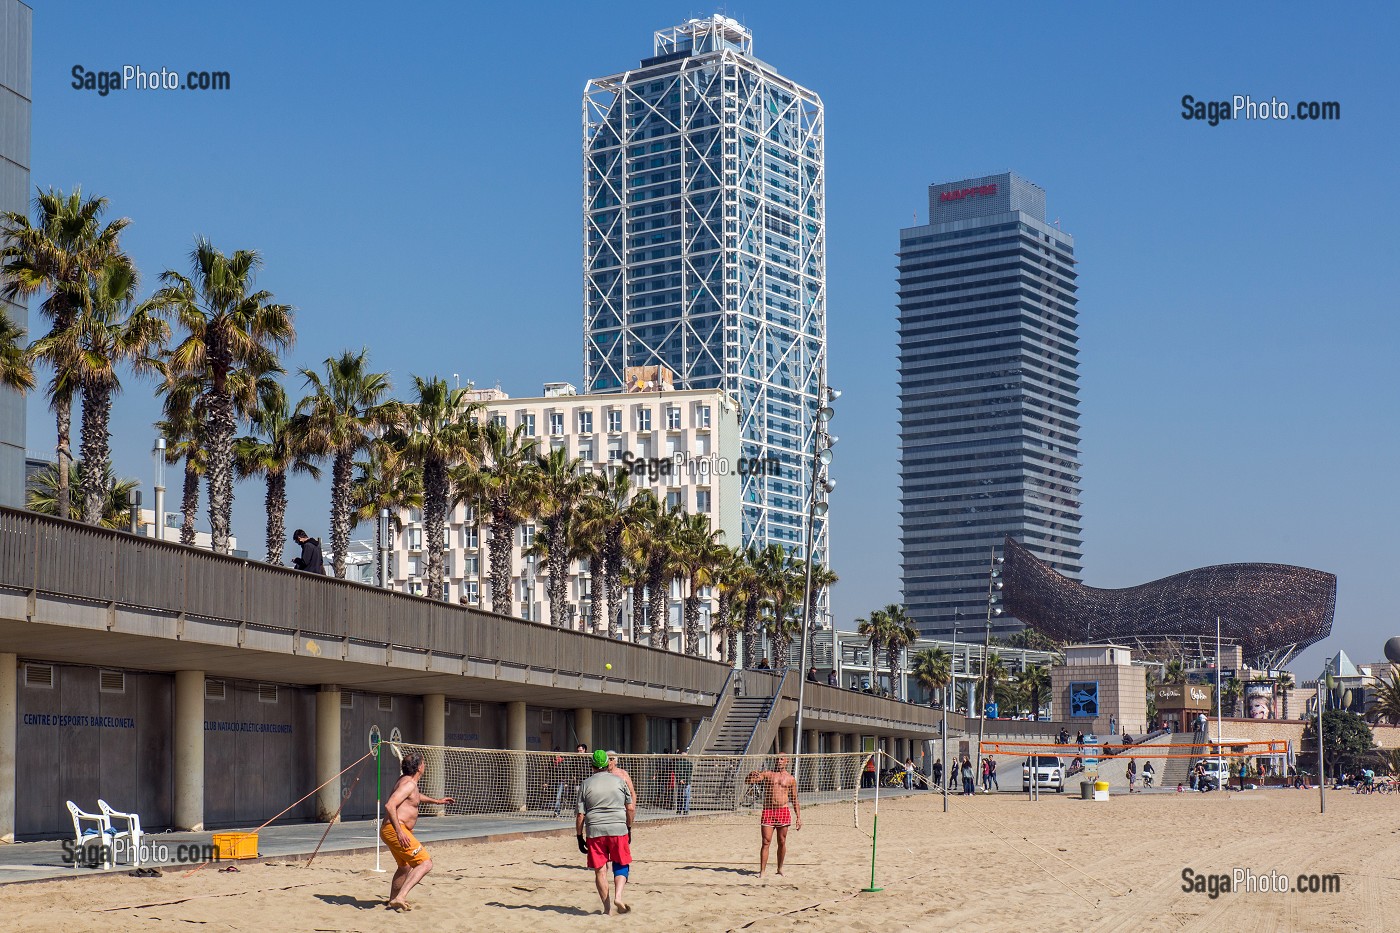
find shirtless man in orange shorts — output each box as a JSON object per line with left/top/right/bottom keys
{"left": 745, "top": 754, "right": 802, "bottom": 878}
{"left": 381, "top": 750, "right": 454, "bottom": 911}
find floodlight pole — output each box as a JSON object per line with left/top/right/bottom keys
{"left": 943, "top": 622, "right": 956, "bottom": 813}
{"left": 975, "top": 547, "right": 1001, "bottom": 793}
{"left": 1317, "top": 659, "right": 1328, "bottom": 814}
{"left": 1215, "top": 616, "right": 1223, "bottom": 765}
{"left": 793, "top": 371, "right": 835, "bottom": 782}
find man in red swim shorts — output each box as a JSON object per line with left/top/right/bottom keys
{"left": 745, "top": 754, "right": 802, "bottom": 878}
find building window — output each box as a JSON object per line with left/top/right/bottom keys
{"left": 521, "top": 413, "right": 536, "bottom": 436}
{"left": 698, "top": 405, "right": 711, "bottom": 429}
{"left": 608, "top": 443, "right": 622, "bottom": 463}
{"left": 666, "top": 406, "right": 682, "bottom": 430}
{"left": 407, "top": 527, "right": 423, "bottom": 551}
{"left": 579, "top": 442, "right": 594, "bottom": 462}
{"left": 578, "top": 411, "right": 593, "bottom": 433}
{"left": 464, "top": 581, "right": 479, "bottom": 603}
{"left": 522, "top": 524, "right": 536, "bottom": 549}
{"left": 409, "top": 507, "right": 423, "bottom": 523}
{"left": 491, "top": 413, "right": 507, "bottom": 428}
{"left": 666, "top": 490, "right": 682, "bottom": 511}
{"left": 697, "top": 489, "right": 711, "bottom": 513}
{"left": 636, "top": 408, "right": 652, "bottom": 432}
{"left": 462, "top": 525, "right": 479, "bottom": 549}
{"left": 407, "top": 556, "right": 421, "bottom": 577}
{"left": 607, "top": 410, "right": 622, "bottom": 433}
{"left": 549, "top": 412, "right": 564, "bottom": 435}
{"left": 464, "top": 556, "right": 479, "bottom": 576}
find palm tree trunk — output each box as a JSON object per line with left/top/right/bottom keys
{"left": 588, "top": 557, "right": 605, "bottom": 634}
{"left": 423, "top": 457, "right": 448, "bottom": 597}
{"left": 547, "top": 521, "right": 569, "bottom": 627}
{"left": 605, "top": 526, "right": 623, "bottom": 638}
{"left": 329, "top": 450, "right": 353, "bottom": 578}
{"left": 488, "top": 501, "right": 513, "bottom": 616}
{"left": 78, "top": 385, "right": 112, "bottom": 525}
{"left": 683, "top": 585, "right": 701, "bottom": 656}
{"left": 630, "top": 578, "right": 645, "bottom": 642}
{"left": 180, "top": 456, "right": 198, "bottom": 546}
{"left": 887, "top": 647, "right": 900, "bottom": 700}
{"left": 265, "top": 470, "right": 287, "bottom": 564}
{"left": 715, "top": 591, "right": 733, "bottom": 664}
{"left": 55, "top": 390, "right": 73, "bottom": 520}
{"left": 743, "top": 599, "right": 760, "bottom": 669}
{"left": 647, "top": 562, "right": 669, "bottom": 650}
{"left": 204, "top": 380, "right": 236, "bottom": 555}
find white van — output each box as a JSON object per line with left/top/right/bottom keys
{"left": 1022, "top": 755, "right": 1065, "bottom": 792}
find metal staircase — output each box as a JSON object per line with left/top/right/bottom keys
{"left": 1161, "top": 733, "right": 1207, "bottom": 788}
{"left": 683, "top": 672, "right": 788, "bottom": 812}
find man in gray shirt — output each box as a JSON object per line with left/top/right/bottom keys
{"left": 576, "top": 749, "right": 635, "bottom": 915}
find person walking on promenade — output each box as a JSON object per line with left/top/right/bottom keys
{"left": 292, "top": 529, "right": 326, "bottom": 574}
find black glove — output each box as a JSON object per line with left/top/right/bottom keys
{"left": 577, "top": 833, "right": 588, "bottom": 855}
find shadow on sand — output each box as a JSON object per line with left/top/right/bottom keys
{"left": 486, "top": 901, "right": 596, "bottom": 916}
{"left": 313, "top": 893, "right": 385, "bottom": 910}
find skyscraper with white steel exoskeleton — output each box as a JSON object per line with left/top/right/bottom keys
{"left": 583, "top": 15, "right": 827, "bottom": 582}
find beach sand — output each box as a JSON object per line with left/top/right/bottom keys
{"left": 4, "top": 789, "right": 1391, "bottom": 932}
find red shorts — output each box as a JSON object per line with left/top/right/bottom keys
{"left": 586, "top": 834, "right": 631, "bottom": 870}
{"left": 761, "top": 807, "right": 792, "bottom": 827}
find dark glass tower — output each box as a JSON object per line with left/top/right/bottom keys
{"left": 898, "top": 172, "right": 1082, "bottom": 640}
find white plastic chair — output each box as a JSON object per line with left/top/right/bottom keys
{"left": 98, "top": 799, "right": 143, "bottom": 866}
{"left": 66, "top": 801, "right": 112, "bottom": 869}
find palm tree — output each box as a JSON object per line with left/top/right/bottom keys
{"left": 800, "top": 561, "right": 839, "bottom": 671}
{"left": 1017, "top": 664, "right": 1051, "bottom": 719}
{"left": 155, "top": 370, "right": 208, "bottom": 546}
{"left": 1276, "top": 671, "right": 1295, "bottom": 720}
{"left": 2, "top": 188, "right": 132, "bottom": 514}
{"left": 983, "top": 651, "right": 1009, "bottom": 711}
{"left": 530, "top": 446, "right": 588, "bottom": 627}
{"left": 879, "top": 604, "right": 919, "bottom": 700}
{"left": 764, "top": 552, "right": 805, "bottom": 669}
{"left": 27, "top": 460, "right": 137, "bottom": 528}
{"left": 0, "top": 310, "right": 34, "bottom": 392}
{"left": 153, "top": 239, "right": 294, "bottom": 554}
{"left": 911, "top": 646, "right": 952, "bottom": 706}
{"left": 1222, "top": 676, "right": 1243, "bottom": 718}
{"left": 234, "top": 380, "right": 319, "bottom": 564}
{"left": 351, "top": 441, "right": 423, "bottom": 586}
{"left": 295, "top": 350, "right": 391, "bottom": 576}
{"left": 456, "top": 421, "right": 539, "bottom": 616}
{"left": 740, "top": 544, "right": 786, "bottom": 668}
{"left": 675, "top": 513, "right": 727, "bottom": 657}
{"left": 381, "top": 377, "right": 480, "bottom": 598}
{"left": 29, "top": 257, "right": 167, "bottom": 524}
{"left": 1164, "top": 658, "right": 1188, "bottom": 685}
{"left": 574, "top": 469, "right": 633, "bottom": 638}
{"left": 856, "top": 606, "right": 890, "bottom": 692}
{"left": 644, "top": 503, "right": 683, "bottom": 649}
{"left": 1365, "top": 669, "right": 1400, "bottom": 726}
{"left": 709, "top": 547, "right": 744, "bottom": 665}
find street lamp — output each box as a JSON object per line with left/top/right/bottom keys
{"left": 794, "top": 375, "right": 838, "bottom": 775}
{"left": 975, "top": 547, "right": 1004, "bottom": 793}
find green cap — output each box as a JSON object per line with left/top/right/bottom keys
{"left": 592, "top": 749, "right": 609, "bottom": 769}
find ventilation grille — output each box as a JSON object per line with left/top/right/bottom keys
{"left": 24, "top": 663, "right": 54, "bottom": 688}
{"left": 541, "top": 709, "right": 553, "bottom": 724}
{"left": 99, "top": 670, "right": 125, "bottom": 694}
{"left": 340, "top": 691, "right": 353, "bottom": 709}
{"left": 257, "top": 683, "right": 278, "bottom": 704}
{"left": 377, "top": 695, "right": 393, "bottom": 712}
{"left": 468, "top": 702, "right": 482, "bottom": 718}
{"left": 205, "top": 679, "right": 226, "bottom": 701}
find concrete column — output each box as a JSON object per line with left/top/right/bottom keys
{"left": 630, "top": 713, "right": 648, "bottom": 755}
{"left": 574, "top": 708, "right": 594, "bottom": 751}
{"left": 777, "top": 725, "right": 793, "bottom": 758}
{"left": 0, "top": 654, "right": 15, "bottom": 843}
{"left": 507, "top": 701, "right": 528, "bottom": 810}
{"left": 676, "top": 717, "right": 693, "bottom": 753}
{"left": 316, "top": 686, "right": 342, "bottom": 822}
{"left": 173, "top": 670, "right": 205, "bottom": 831}
{"left": 423, "top": 694, "right": 445, "bottom": 815}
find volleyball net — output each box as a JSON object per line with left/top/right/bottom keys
{"left": 380, "top": 742, "right": 874, "bottom": 829}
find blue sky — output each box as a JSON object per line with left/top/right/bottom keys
{"left": 24, "top": 1, "right": 1400, "bottom": 676}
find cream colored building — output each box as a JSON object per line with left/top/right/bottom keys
{"left": 389, "top": 380, "right": 742, "bottom": 656}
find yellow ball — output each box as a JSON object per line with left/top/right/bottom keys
{"left": 605, "top": 663, "right": 613, "bottom": 670}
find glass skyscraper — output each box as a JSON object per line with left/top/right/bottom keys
{"left": 583, "top": 15, "right": 827, "bottom": 561}
{"left": 0, "top": 0, "right": 31, "bottom": 508}
{"left": 898, "top": 172, "right": 1082, "bottom": 640}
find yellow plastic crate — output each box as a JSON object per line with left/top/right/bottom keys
{"left": 212, "top": 832, "right": 259, "bottom": 860}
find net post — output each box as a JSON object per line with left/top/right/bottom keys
{"left": 369, "top": 725, "right": 385, "bottom": 873}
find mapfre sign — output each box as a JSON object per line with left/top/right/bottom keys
{"left": 939, "top": 183, "right": 998, "bottom": 202}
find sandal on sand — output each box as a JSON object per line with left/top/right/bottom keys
{"left": 128, "top": 867, "right": 160, "bottom": 878}
{"left": 219, "top": 866, "right": 240, "bottom": 873}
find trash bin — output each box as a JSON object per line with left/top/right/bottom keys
{"left": 1080, "top": 780, "right": 1094, "bottom": 800}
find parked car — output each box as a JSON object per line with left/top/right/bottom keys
{"left": 1195, "top": 758, "right": 1229, "bottom": 790}
{"left": 1022, "top": 755, "right": 1065, "bottom": 792}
